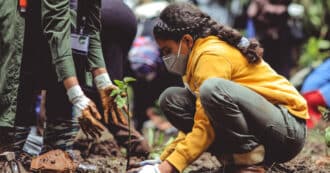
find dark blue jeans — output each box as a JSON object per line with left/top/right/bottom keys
{"left": 159, "top": 78, "right": 306, "bottom": 165}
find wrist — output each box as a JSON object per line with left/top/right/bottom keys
{"left": 159, "top": 161, "right": 178, "bottom": 173}
{"left": 94, "top": 73, "right": 113, "bottom": 89}
{"left": 67, "top": 85, "right": 84, "bottom": 103}
{"left": 63, "top": 77, "right": 79, "bottom": 90}
{"left": 92, "top": 68, "right": 107, "bottom": 76}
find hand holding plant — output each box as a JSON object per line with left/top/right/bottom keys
{"left": 99, "top": 85, "right": 127, "bottom": 125}
{"left": 98, "top": 77, "right": 136, "bottom": 125}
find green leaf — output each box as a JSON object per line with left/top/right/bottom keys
{"left": 123, "top": 77, "right": 136, "bottom": 84}
{"left": 298, "top": 37, "right": 330, "bottom": 67}
{"left": 113, "top": 94, "right": 120, "bottom": 101}
{"left": 114, "top": 80, "right": 124, "bottom": 89}
{"left": 318, "top": 40, "right": 330, "bottom": 49}
{"left": 110, "top": 89, "right": 121, "bottom": 97}
{"left": 114, "top": 79, "right": 123, "bottom": 85}
{"left": 115, "top": 96, "right": 126, "bottom": 108}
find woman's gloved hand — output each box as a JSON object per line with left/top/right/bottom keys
{"left": 138, "top": 164, "right": 160, "bottom": 173}
{"left": 95, "top": 73, "right": 128, "bottom": 125}
{"left": 67, "top": 85, "right": 105, "bottom": 138}
{"left": 131, "top": 158, "right": 161, "bottom": 168}
{"left": 128, "top": 164, "right": 160, "bottom": 173}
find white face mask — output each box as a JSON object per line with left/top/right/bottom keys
{"left": 162, "top": 40, "right": 190, "bottom": 76}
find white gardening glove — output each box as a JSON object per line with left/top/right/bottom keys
{"left": 95, "top": 73, "right": 128, "bottom": 125}
{"left": 130, "top": 158, "right": 161, "bottom": 168}
{"left": 138, "top": 164, "right": 160, "bottom": 173}
{"left": 138, "top": 158, "right": 161, "bottom": 166}
{"left": 67, "top": 85, "right": 104, "bottom": 138}
{"left": 94, "top": 72, "right": 113, "bottom": 89}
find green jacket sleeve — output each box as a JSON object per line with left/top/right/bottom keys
{"left": 41, "top": 0, "right": 76, "bottom": 81}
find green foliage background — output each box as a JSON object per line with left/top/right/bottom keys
{"left": 294, "top": 0, "right": 330, "bottom": 67}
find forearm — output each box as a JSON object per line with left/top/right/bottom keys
{"left": 87, "top": 30, "right": 105, "bottom": 69}
{"left": 91, "top": 68, "right": 114, "bottom": 90}
{"left": 92, "top": 68, "right": 107, "bottom": 77}
{"left": 63, "top": 77, "right": 79, "bottom": 90}
{"left": 41, "top": 0, "right": 76, "bottom": 81}
{"left": 263, "top": 3, "right": 287, "bottom": 15}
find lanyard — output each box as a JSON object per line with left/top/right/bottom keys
{"left": 70, "top": 0, "right": 87, "bottom": 35}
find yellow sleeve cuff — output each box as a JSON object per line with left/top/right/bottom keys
{"left": 160, "top": 147, "right": 175, "bottom": 161}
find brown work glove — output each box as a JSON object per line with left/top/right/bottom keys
{"left": 99, "top": 85, "right": 128, "bottom": 125}
{"left": 68, "top": 85, "right": 105, "bottom": 138}
{"left": 94, "top": 73, "right": 129, "bottom": 125}
{"left": 77, "top": 103, "right": 105, "bottom": 138}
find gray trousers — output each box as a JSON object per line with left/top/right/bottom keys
{"left": 159, "top": 78, "right": 306, "bottom": 165}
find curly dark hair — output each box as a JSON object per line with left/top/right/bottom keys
{"left": 153, "top": 2, "right": 263, "bottom": 64}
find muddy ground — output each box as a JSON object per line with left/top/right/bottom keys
{"left": 72, "top": 120, "right": 330, "bottom": 173}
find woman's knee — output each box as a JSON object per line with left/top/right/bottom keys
{"left": 159, "top": 87, "right": 195, "bottom": 133}
{"left": 200, "top": 78, "right": 232, "bottom": 108}
{"left": 200, "top": 77, "right": 228, "bottom": 97}
{"left": 159, "top": 87, "right": 182, "bottom": 112}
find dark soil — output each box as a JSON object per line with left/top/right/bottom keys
{"left": 184, "top": 121, "right": 330, "bottom": 173}
{"left": 73, "top": 131, "right": 128, "bottom": 173}
{"left": 74, "top": 122, "right": 330, "bottom": 173}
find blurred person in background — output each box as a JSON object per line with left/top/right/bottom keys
{"left": 192, "top": 0, "right": 244, "bottom": 27}
{"left": 247, "top": 0, "right": 294, "bottom": 78}
{"left": 300, "top": 58, "right": 330, "bottom": 128}
{"left": 128, "top": 2, "right": 183, "bottom": 132}
{"left": 128, "top": 31, "right": 183, "bottom": 132}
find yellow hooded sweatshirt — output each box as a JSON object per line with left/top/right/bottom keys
{"left": 160, "top": 36, "right": 308, "bottom": 172}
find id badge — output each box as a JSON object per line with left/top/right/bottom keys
{"left": 71, "top": 33, "right": 90, "bottom": 56}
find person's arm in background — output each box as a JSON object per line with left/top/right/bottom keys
{"left": 262, "top": 0, "right": 290, "bottom": 15}
{"left": 37, "top": 90, "right": 47, "bottom": 136}
{"left": 41, "top": 0, "right": 105, "bottom": 138}
{"left": 248, "top": 0, "right": 290, "bottom": 18}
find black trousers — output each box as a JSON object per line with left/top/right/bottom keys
{"left": 159, "top": 78, "right": 306, "bottom": 165}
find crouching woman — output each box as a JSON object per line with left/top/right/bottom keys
{"left": 136, "top": 2, "right": 307, "bottom": 173}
